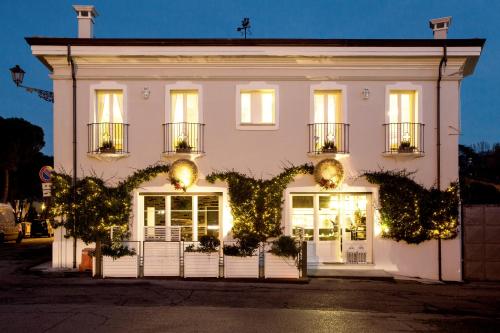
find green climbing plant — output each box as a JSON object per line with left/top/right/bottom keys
{"left": 363, "top": 170, "right": 459, "bottom": 244}
{"left": 206, "top": 164, "right": 314, "bottom": 240}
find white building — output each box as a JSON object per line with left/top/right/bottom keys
{"left": 28, "top": 6, "right": 484, "bottom": 280}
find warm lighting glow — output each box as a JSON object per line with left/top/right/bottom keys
{"left": 169, "top": 159, "right": 198, "bottom": 191}
{"left": 240, "top": 89, "right": 275, "bottom": 124}
{"left": 41, "top": 203, "right": 46, "bottom": 211}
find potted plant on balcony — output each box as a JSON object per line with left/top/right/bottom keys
{"left": 264, "top": 235, "right": 301, "bottom": 278}
{"left": 99, "top": 140, "right": 116, "bottom": 154}
{"left": 223, "top": 233, "right": 260, "bottom": 278}
{"left": 184, "top": 235, "right": 220, "bottom": 278}
{"left": 398, "top": 140, "right": 416, "bottom": 153}
{"left": 321, "top": 140, "right": 337, "bottom": 154}
{"left": 175, "top": 139, "right": 192, "bottom": 153}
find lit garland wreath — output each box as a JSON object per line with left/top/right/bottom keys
{"left": 314, "top": 158, "right": 344, "bottom": 190}
{"left": 169, "top": 159, "right": 198, "bottom": 191}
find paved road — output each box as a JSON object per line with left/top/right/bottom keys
{"left": 0, "top": 239, "right": 499, "bottom": 332}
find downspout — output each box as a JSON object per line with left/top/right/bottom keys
{"left": 67, "top": 45, "right": 78, "bottom": 269}
{"left": 437, "top": 44, "right": 447, "bottom": 281}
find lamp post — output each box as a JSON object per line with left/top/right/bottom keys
{"left": 9, "top": 65, "right": 54, "bottom": 103}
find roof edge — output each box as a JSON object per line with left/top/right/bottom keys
{"left": 25, "top": 37, "right": 486, "bottom": 48}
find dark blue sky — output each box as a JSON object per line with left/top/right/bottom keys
{"left": 1, "top": 0, "right": 498, "bottom": 155}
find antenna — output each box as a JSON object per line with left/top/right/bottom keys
{"left": 236, "top": 17, "right": 251, "bottom": 39}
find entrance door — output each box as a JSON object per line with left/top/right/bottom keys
{"left": 291, "top": 193, "right": 370, "bottom": 264}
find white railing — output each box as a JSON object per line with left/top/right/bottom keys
{"left": 143, "top": 226, "right": 182, "bottom": 242}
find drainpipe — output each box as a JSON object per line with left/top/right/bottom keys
{"left": 437, "top": 45, "right": 447, "bottom": 281}
{"left": 67, "top": 44, "right": 78, "bottom": 269}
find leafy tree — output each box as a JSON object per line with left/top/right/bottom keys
{"left": 49, "top": 164, "right": 170, "bottom": 277}
{"left": 0, "top": 117, "right": 45, "bottom": 203}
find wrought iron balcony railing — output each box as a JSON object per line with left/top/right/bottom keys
{"left": 383, "top": 122, "right": 425, "bottom": 154}
{"left": 308, "top": 123, "right": 350, "bottom": 154}
{"left": 163, "top": 122, "right": 205, "bottom": 154}
{"left": 87, "top": 122, "right": 129, "bottom": 154}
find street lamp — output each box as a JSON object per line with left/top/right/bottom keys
{"left": 9, "top": 65, "right": 54, "bottom": 103}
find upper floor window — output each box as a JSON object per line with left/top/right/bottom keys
{"left": 88, "top": 89, "right": 128, "bottom": 155}
{"left": 309, "top": 89, "right": 349, "bottom": 154}
{"left": 95, "top": 90, "right": 124, "bottom": 123}
{"left": 313, "top": 90, "right": 342, "bottom": 124}
{"left": 236, "top": 83, "right": 279, "bottom": 130}
{"left": 240, "top": 89, "right": 275, "bottom": 124}
{"left": 389, "top": 90, "right": 418, "bottom": 124}
{"left": 170, "top": 90, "right": 199, "bottom": 123}
{"left": 164, "top": 86, "right": 204, "bottom": 154}
{"left": 385, "top": 89, "right": 424, "bottom": 154}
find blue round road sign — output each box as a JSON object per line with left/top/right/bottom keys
{"left": 39, "top": 166, "right": 53, "bottom": 183}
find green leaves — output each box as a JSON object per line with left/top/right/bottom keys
{"left": 364, "top": 170, "right": 459, "bottom": 244}
{"left": 207, "top": 164, "right": 314, "bottom": 240}
{"left": 49, "top": 163, "right": 170, "bottom": 256}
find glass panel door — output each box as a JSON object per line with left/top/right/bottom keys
{"left": 171, "top": 196, "right": 193, "bottom": 241}
{"left": 197, "top": 195, "right": 220, "bottom": 238}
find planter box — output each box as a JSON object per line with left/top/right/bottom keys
{"left": 184, "top": 252, "right": 219, "bottom": 278}
{"left": 264, "top": 253, "right": 300, "bottom": 279}
{"left": 224, "top": 255, "right": 259, "bottom": 278}
{"left": 143, "top": 242, "right": 181, "bottom": 277}
{"left": 102, "top": 255, "right": 139, "bottom": 278}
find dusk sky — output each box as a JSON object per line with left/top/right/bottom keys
{"left": 1, "top": 0, "right": 498, "bottom": 155}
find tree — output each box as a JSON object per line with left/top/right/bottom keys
{"left": 0, "top": 117, "right": 45, "bottom": 203}
{"left": 49, "top": 165, "right": 170, "bottom": 277}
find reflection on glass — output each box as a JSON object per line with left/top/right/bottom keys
{"left": 319, "top": 195, "right": 340, "bottom": 241}
{"left": 292, "top": 196, "right": 314, "bottom": 240}
{"left": 144, "top": 196, "right": 166, "bottom": 226}
{"left": 171, "top": 196, "right": 193, "bottom": 241}
{"left": 343, "top": 195, "right": 367, "bottom": 241}
{"left": 198, "top": 195, "right": 219, "bottom": 238}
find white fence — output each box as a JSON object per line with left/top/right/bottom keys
{"left": 101, "top": 238, "right": 304, "bottom": 279}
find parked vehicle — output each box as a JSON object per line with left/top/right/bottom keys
{"left": 30, "top": 219, "right": 53, "bottom": 238}
{"left": 0, "top": 204, "right": 23, "bottom": 243}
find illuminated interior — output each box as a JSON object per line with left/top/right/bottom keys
{"left": 95, "top": 90, "right": 124, "bottom": 150}
{"left": 240, "top": 89, "right": 275, "bottom": 124}
{"left": 313, "top": 90, "right": 343, "bottom": 151}
{"left": 143, "top": 194, "right": 221, "bottom": 241}
{"left": 170, "top": 90, "right": 199, "bottom": 150}
{"left": 291, "top": 193, "right": 370, "bottom": 263}
{"left": 388, "top": 90, "right": 418, "bottom": 149}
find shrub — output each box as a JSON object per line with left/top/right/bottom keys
{"left": 269, "top": 235, "right": 300, "bottom": 259}
{"left": 223, "top": 232, "right": 260, "bottom": 257}
{"left": 199, "top": 235, "right": 220, "bottom": 253}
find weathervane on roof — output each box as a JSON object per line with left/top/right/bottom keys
{"left": 237, "top": 17, "right": 251, "bottom": 39}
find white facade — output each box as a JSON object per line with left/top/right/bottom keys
{"left": 28, "top": 25, "right": 483, "bottom": 281}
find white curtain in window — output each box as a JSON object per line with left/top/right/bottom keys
{"left": 95, "top": 90, "right": 124, "bottom": 150}
{"left": 240, "top": 90, "right": 275, "bottom": 124}
{"left": 170, "top": 90, "right": 199, "bottom": 151}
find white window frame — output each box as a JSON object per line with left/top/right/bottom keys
{"left": 165, "top": 82, "right": 203, "bottom": 124}
{"left": 385, "top": 82, "right": 423, "bottom": 124}
{"left": 309, "top": 82, "right": 348, "bottom": 124}
{"left": 236, "top": 82, "right": 279, "bottom": 130}
{"left": 89, "top": 82, "right": 127, "bottom": 124}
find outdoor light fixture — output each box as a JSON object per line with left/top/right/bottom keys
{"left": 142, "top": 87, "right": 150, "bottom": 99}
{"left": 362, "top": 88, "right": 370, "bottom": 100}
{"left": 9, "top": 64, "right": 54, "bottom": 103}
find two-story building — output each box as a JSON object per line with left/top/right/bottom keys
{"left": 28, "top": 6, "right": 484, "bottom": 280}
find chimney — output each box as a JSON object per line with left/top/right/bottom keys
{"left": 73, "top": 5, "right": 98, "bottom": 38}
{"left": 429, "top": 16, "right": 452, "bottom": 39}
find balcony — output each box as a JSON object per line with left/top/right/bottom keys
{"left": 308, "top": 123, "right": 350, "bottom": 154}
{"left": 163, "top": 122, "right": 205, "bottom": 154}
{"left": 87, "top": 122, "right": 129, "bottom": 155}
{"left": 383, "top": 122, "right": 424, "bottom": 155}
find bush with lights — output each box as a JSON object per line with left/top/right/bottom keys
{"left": 207, "top": 164, "right": 314, "bottom": 241}
{"left": 49, "top": 164, "right": 170, "bottom": 277}
{"left": 363, "top": 170, "right": 458, "bottom": 244}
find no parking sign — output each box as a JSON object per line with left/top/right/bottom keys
{"left": 39, "top": 166, "right": 53, "bottom": 197}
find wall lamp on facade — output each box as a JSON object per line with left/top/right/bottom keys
{"left": 142, "top": 87, "right": 151, "bottom": 99}
{"left": 362, "top": 88, "right": 370, "bottom": 100}
{"left": 9, "top": 65, "right": 54, "bottom": 103}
